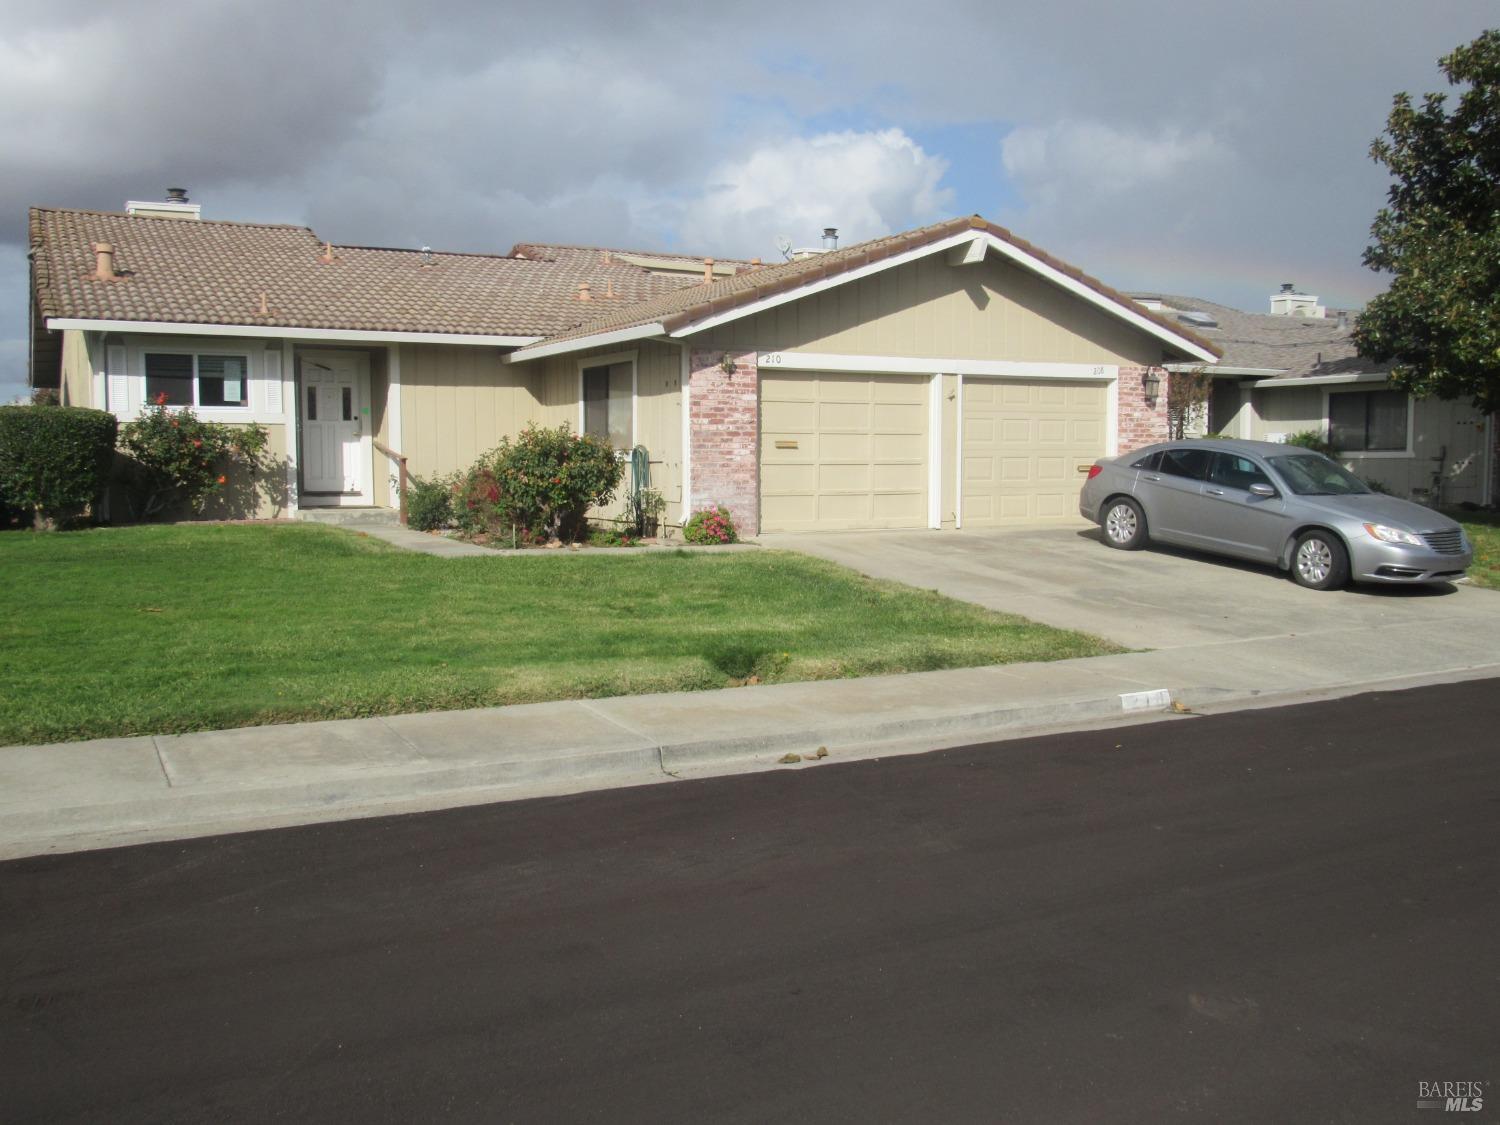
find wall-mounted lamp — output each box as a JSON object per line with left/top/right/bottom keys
{"left": 719, "top": 355, "right": 737, "bottom": 375}
{"left": 1142, "top": 369, "right": 1162, "bottom": 402}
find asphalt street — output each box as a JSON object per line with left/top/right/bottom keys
{"left": 3, "top": 680, "right": 1498, "bottom": 1123}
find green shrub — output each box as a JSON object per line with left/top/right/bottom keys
{"left": 1285, "top": 429, "right": 1336, "bottom": 456}
{"left": 0, "top": 405, "right": 118, "bottom": 529}
{"left": 405, "top": 473, "right": 455, "bottom": 531}
{"left": 458, "top": 425, "right": 622, "bottom": 543}
{"left": 118, "top": 397, "right": 269, "bottom": 519}
{"left": 683, "top": 505, "right": 739, "bottom": 545}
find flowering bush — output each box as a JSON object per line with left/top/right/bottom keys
{"left": 118, "top": 395, "right": 269, "bottom": 518}
{"left": 457, "top": 424, "right": 622, "bottom": 542}
{"left": 405, "top": 472, "right": 456, "bottom": 532}
{"left": 682, "top": 505, "right": 739, "bottom": 545}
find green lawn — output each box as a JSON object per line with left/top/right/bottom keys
{"left": 1457, "top": 511, "right": 1500, "bottom": 590}
{"left": 0, "top": 524, "right": 1118, "bottom": 745}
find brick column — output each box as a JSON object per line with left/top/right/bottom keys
{"left": 688, "top": 349, "right": 759, "bottom": 534}
{"left": 1116, "top": 365, "right": 1171, "bottom": 453}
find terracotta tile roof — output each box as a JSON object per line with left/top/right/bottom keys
{"left": 28, "top": 208, "right": 717, "bottom": 337}
{"left": 1131, "top": 292, "right": 1383, "bottom": 378}
{"left": 515, "top": 215, "right": 1222, "bottom": 360}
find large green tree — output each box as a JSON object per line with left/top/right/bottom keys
{"left": 1354, "top": 30, "right": 1500, "bottom": 411}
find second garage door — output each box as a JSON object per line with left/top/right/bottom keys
{"left": 961, "top": 378, "right": 1106, "bottom": 527}
{"left": 761, "top": 371, "right": 929, "bottom": 532}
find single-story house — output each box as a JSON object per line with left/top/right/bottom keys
{"left": 28, "top": 194, "right": 1222, "bottom": 533}
{"left": 1136, "top": 288, "right": 1497, "bottom": 509}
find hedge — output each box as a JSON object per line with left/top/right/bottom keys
{"left": 0, "top": 405, "right": 118, "bottom": 529}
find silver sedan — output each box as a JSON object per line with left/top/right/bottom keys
{"left": 1079, "top": 438, "right": 1473, "bottom": 590}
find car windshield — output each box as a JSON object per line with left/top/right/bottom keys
{"left": 1267, "top": 453, "right": 1371, "bottom": 496}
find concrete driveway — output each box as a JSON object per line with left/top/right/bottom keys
{"left": 759, "top": 521, "right": 1500, "bottom": 651}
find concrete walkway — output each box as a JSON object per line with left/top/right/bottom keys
{"left": 356, "top": 525, "right": 494, "bottom": 556}
{"left": 4, "top": 616, "right": 1499, "bottom": 859}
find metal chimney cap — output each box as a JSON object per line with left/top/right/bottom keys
{"left": 166, "top": 187, "right": 189, "bottom": 202}
{"left": 1280, "top": 282, "right": 1296, "bottom": 293}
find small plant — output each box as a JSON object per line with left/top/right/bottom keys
{"left": 631, "top": 487, "right": 667, "bottom": 537}
{"left": 118, "top": 395, "right": 269, "bottom": 519}
{"left": 0, "top": 404, "right": 118, "bottom": 529}
{"left": 405, "top": 472, "right": 456, "bottom": 531}
{"left": 587, "top": 524, "right": 640, "bottom": 547}
{"left": 1285, "top": 429, "right": 1336, "bottom": 457}
{"left": 683, "top": 505, "right": 739, "bottom": 545}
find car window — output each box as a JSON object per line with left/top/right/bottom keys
{"left": 1267, "top": 453, "right": 1371, "bottom": 496}
{"left": 1208, "top": 452, "right": 1273, "bottom": 492}
{"left": 1158, "top": 447, "right": 1212, "bottom": 481}
{"left": 1130, "top": 451, "right": 1161, "bottom": 470}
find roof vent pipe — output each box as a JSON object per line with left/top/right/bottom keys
{"left": 822, "top": 227, "right": 839, "bottom": 250}
{"left": 91, "top": 242, "right": 115, "bottom": 281}
{"left": 703, "top": 257, "right": 715, "bottom": 284}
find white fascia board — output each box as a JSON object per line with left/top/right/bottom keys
{"left": 45, "top": 318, "right": 539, "bottom": 347}
{"left": 1253, "top": 371, "right": 1390, "bottom": 389}
{"left": 1163, "top": 363, "right": 1275, "bottom": 377}
{"left": 507, "top": 323, "right": 667, "bottom": 363}
{"left": 672, "top": 229, "right": 1220, "bottom": 364}
{"left": 756, "top": 350, "right": 1119, "bottom": 381}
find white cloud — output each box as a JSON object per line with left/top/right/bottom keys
{"left": 666, "top": 129, "right": 953, "bottom": 257}
{"left": 1001, "top": 120, "right": 1228, "bottom": 206}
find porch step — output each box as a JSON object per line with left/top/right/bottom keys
{"left": 296, "top": 506, "right": 402, "bottom": 528}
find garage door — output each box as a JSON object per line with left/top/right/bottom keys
{"left": 761, "top": 371, "right": 929, "bottom": 532}
{"left": 961, "top": 378, "right": 1105, "bottom": 526}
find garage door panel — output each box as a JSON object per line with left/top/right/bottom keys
{"left": 762, "top": 371, "right": 930, "bottom": 532}
{"left": 962, "top": 376, "right": 1105, "bottom": 529}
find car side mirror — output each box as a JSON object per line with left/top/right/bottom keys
{"left": 1249, "top": 482, "right": 1278, "bottom": 498}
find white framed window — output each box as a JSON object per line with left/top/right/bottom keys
{"left": 1327, "top": 388, "right": 1410, "bottom": 454}
{"left": 145, "top": 352, "right": 251, "bottom": 409}
{"left": 577, "top": 351, "right": 636, "bottom": 451}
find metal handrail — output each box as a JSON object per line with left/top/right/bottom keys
{"left": 372, "top": 438, "right": 409, "bottom": 526}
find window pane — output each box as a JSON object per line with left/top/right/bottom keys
{"left": 1159, "top": 447, "right": 1211, "bottom": 480}
{"left": 145, "top": 353, "right": 193, "bottom": 406}
{"left": 1209, "top": 453, "right": 1272, "bottom": 491}
{"left": 306, "top": 385, "right": 318, "bottom": 420}
{"left": 1328, "top": 392, "right": 1367, "bottom": 452}
{"left": 341, "top": 386, "right": 353, "bottom": 422}
{"left": 582, "top": 366, "right": 609, "bottom": 439}
{"left": 198, "top": 355, "right": 247, "bottom": 407}
{"left": 1130, "top": 451, "right": 1161, "bottom": 471}
{"left": 607, "top": 363, "right": 632, "bottom": 450}
{"left": 1366, "top": 390, "right": 1407, "bottom": 451}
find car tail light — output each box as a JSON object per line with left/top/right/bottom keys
{"left": 1086, "top": 464, "right": 1103, "bottom": 479}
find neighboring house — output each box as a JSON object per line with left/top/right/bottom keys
{"left": 1134, "top": 287, "right": 1497, "bottom": 509}
{"left": 28, "top": 193, "right": 1219, "bottom": 534}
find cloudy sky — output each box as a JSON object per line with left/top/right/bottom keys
{"left": 2, "top": 0, "right": 1495, "bottom": 401}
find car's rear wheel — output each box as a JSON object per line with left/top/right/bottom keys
{"left": 1102, "top": 497, "right": 1147, "bottom": 551}
{"left": 1291, "top": 530, "right": 1349, "bottom": 590}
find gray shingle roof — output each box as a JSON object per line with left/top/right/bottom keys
{"left": 1132, "top": 292, "right": 1387, "bottom": 378}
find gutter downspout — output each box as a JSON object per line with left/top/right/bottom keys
{"left": 677, "top": 342, "right": 692, "bottom": 528}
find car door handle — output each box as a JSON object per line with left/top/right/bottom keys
{"left": 1144, "top": 475, "right": 1161, "bottom": 481}
{"left": 1205, "top": 488, "right": 1224, "bottom": 496}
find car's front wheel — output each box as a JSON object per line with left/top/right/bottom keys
{"left": 1291, "top": 530, "right": 1349, "bottom": 590}
{"left": 1101, "top": 497, "right": 1147, "bottom": 551}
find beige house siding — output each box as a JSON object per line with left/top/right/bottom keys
{"left": 695, "top": 254, "right": 1164, "bottom": 368}
{"left": 514, "top": 339, "right": 684, "bottom": 522}
{"left": 59, "top": 329, "right": 94, "bottom": 407}
{"left": 1248, "top": 386, "right": 1323, "bottom": 440}
{"left": 396, "top": 343, "right": 540, "bottom": 479}
{"left": 201, "top": 423, "right": 291, "bottom": 519}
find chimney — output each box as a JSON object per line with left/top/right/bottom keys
{"left": 91, "top": 243, "right": 116, "bottom": 280}
{"left": 822, "top": 227, "right": 839, "bottom": 250}
{"left": 578, "top": 281, "right": 591, "bottom": 301}
{"left": 703, "top": 257, "right": 715, "bottom": 284}
{"left": 125, "top": 188, "right": 201, "bottom": 221}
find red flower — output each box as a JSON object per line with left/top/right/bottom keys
{"left": 192, "top": 439, "right": 202, "bottom": 448}
{"left": 216, "top": 474, "right": 227, "bottom": 485}
{"left": 153, "top": 392, "right": 170, "bottom": 406}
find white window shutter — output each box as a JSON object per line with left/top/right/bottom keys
{"left": 106, "top": 345, "right": 128, "bottom": 414}
{"left": 263, "top": 351, "right": 283, "bottom": 412}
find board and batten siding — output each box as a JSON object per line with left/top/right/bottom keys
{"left": 694, "top": 253, "right": 1164, "bottom": 368}
{"left": 395, "top": 344, "right": 540, "bottom": 479}
{"left": 59, "top": 330, "right": 95, "bottom": 407}
{"left": 514, "top": 338, "right": 684, "bottom": 519}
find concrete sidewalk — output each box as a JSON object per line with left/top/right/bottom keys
{"left": 4, "top": 613, "right": 1499, "bottom": 859}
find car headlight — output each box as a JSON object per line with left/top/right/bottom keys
{"left": 1363, "top": 523, "right": 1423, "bottom": 546}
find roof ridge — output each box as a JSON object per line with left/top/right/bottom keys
{"left": 29, "top": 205, "right": 312, "bottom": 233}
{"left": 510, "top": 240, "right": 758, "bottom": 264}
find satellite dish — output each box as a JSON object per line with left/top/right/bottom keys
{"left": 775, "top": 234, "right": 793, "bottom": 260}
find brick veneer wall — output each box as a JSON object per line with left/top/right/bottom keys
{"left": 688, "top": 349, "right": 760, "bottom": 534}
{"left": 1116, "top": 365, "right": 1172, "bottom": 453}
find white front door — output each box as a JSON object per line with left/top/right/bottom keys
{"left": 301, "top": 352, "right": 368, "bottom": 495}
